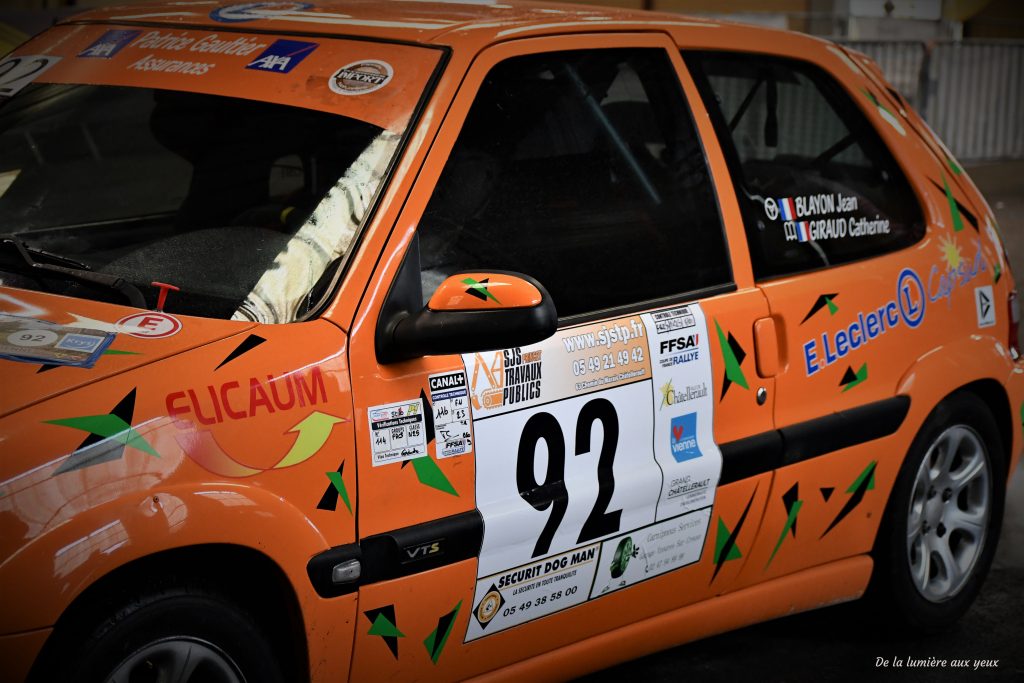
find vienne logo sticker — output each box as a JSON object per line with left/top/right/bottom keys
{"left": 669, "top": 413, "right": 701, "bottom": 463}
{"left": 804, "top": 268, "right": 925, "bottom": 376}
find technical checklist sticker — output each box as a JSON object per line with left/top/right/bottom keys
{"left": 429, "top": 371, "right": 473, "bottom": 458}
{"left": 367, "top": 399, "right": 427, "bottom": 466}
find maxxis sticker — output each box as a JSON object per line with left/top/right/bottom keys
{"left": 463, "top": 304, "right": 721, "bottom": 641}
{"left": 329, "top": 60, "right": 393, "bottom": 95}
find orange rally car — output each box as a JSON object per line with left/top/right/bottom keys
{"left": 0, "top": 2, "right": 1021, "bottom": 682}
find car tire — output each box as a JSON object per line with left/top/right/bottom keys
{"left": 32, "top": 582, "right": 286, "bottom": 683}
{"left": 870, "top": 391, "right": 1006, "bottom": 634}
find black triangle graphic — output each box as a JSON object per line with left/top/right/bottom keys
{"left": 216, "top": 334, "right": 267, "bottom": 370}
{"left": 801, "top": 293, "right": 839, "bottom": 324}
{"left": 782, "top": 482, "right": 799, "bottom": 538}
{"left": 928, "top": 178, "right": 979, "bottom": 230}
{"left": 53, "top": 389, "right": 137, "bottom": 475}
{"left": 839, "top": 366, "right": 858, "bottom": 386}
{"left": 821, "top": 462, "right": 877, "bottom": 538}
{"left": 466, "top": 277, "right": 490, "bottom": 301}
{"left": 363, "top": 605, "right": 400, "bottom": 659}
{"left": 429, "top": 606, "right": 459, "bottom": 660}
{"left": 820, "top": 487, "right": 834, "bottom": 502}
{"left": 316, "top": 461, "right": 345, "bottom": 511}
{"left": 720, "top": 331, "right": 748, "bottom": 401}
{"left": 37, "top": 363, "right": 60, "bottom": 374}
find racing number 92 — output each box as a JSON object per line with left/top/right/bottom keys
{"left": 516, "top": 398, "right": 621, "bottom": 557}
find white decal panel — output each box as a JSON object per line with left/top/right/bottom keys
{"left": 463, "top": 304, "right": 721, "bottom": 641}
{"left": 428, "top": 371, "right": 473, "bottom": 458}
{"left": 367, "top": 398, "right": 427, "bottom": 466}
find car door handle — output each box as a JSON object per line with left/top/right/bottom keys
{"left": 753, "top": 316, "right": 779, "bottom": 378}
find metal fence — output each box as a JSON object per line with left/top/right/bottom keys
{"left": 842, "top": 40, "right": 1024, "bottom": 161}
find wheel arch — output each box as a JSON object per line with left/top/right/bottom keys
{"left": 895, "top": 336, "right": 1016, "bottom": 481}
{"left": 958, "top": 378, "right": 1014, "bottom": 480}
{"left": 27, "top": 543, "right": 309, "bottom": 683}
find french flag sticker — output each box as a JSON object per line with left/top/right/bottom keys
{"left": 797, "top": 221, "right": 811, "bottom": 242}
{"left": 778, "top": 197, "right": 797, "bottom": 221}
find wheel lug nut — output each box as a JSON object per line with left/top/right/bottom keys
{"left": 927, "top": 487, "right": 936, "bottom": 499}
{"left": 922, "top": 522, "right": 931, "bottom": 534}
{"left": 942, "top": 488, "right": 953, "bottom": 502}
{"left": 937, "top": 523, "right": 946, "bottom": 537}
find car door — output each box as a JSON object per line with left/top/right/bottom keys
{"left": 344, "top": 33, "right": 775, "bottom": 681}
{"left": 682, "top": 46, "right": 992, "bottom": 586}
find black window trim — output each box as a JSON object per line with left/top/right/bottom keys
{"left": 681, "top": 47, "right": 930, "bottom": 284}
{"left": 410, "top": 45, "right": 738, "bottom": 326}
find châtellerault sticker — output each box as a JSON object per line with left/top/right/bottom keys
{"left": 463, "top": 304, "right": 720, "bottom": 642}
{"left": 367, "top": 398, "right": 427, "bottom": 466}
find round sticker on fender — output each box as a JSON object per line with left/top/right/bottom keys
{"left": 329, "top": 60, "right": 392, "bottom": 95}
{"left": 116, "top": 312, "right": 182, "bottom": 339}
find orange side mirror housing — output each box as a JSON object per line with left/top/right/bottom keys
{"left": 378, "top": 270, "right": 557, "bottom": 363}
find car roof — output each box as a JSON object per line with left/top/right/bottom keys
{"left": 62, "top": 0, "right": 816, "bottom": 54}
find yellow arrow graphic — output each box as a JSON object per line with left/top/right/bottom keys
{"left": 275, "top": 411, "right": 346, "bottom": 469}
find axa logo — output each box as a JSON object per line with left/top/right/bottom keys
{"left": 78, "top": 30, "right": 141, "bottom": 59}
{"left": 245, "top": 39, "right": 317, "bottom": 73}
{"left": 403, "top": 541, "right": 442, "bottom": 562}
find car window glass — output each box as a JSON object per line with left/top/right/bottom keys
{"left": 684, "top": 51, "right": 924, "bottom": 280}
{"left": 417, "top": 48, "right": 730, "bottom": 318}
{"left": 0, "top": 84, "right": 398, "bottom": 323}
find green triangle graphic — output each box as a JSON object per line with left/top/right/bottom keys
{"left": 102, "top": 349, "right": 141, "bottom": 356}
{"left": 368, "top": 613, "right": 404, "bottom": 638}
{"left": 942, "top": 173, "right": 965, "bottom": 232}
{"left": 947, "top": 156, "right": 963, "bottom": 175}
{"left": 714, "top": 517, "right": 741, "bottom": 563}
{"left": 412, "top": 455, "right": 458, "bottom": 496}
{"left": 46, "top": 414, "right": 159, "bottom": 457}
{"left": 826, "top": 297, "right": 838, "bottom": 315}
{"left": 847, "top": 460, "right": 878, "bottom": 494}
{"left": 714, "top": 319, "right": 749, "bottom": 391}
{"left": 994, "top": 263, "right": 1002, "bottom": 284}
{"left": 326, "top": 470, "right": 352, "bottom": 513}
{"left": 423, "top": 601, "right": 462, "bottom": 664}
{"left": 461, "top": 277, "right": 501, "bottom": 304}
{"left": 841, "top": 363, "right": 868, "bottom": 393}
{"left": 765, "top": 499, "right": 803, "bottom": 569}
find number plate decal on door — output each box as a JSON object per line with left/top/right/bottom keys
{"left": 463, "top": 305, "right": 720, "bottom": 641}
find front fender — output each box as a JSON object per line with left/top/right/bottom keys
{"left": 0, "top": 481, "right": 330, "bottom": 634}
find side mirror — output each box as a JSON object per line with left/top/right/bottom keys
{"left": 377, "top": 271, "right": 557, "bottom": 363}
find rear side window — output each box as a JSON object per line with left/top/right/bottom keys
{"left": 684, "top": 51, "right": 924, "bottom": 280}
{"left": 417, "top": 48, "right": 731, "bottom": 318}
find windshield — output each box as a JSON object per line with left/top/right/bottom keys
{"left": 0, "top": 26, "right": 440, "bottom": 323}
